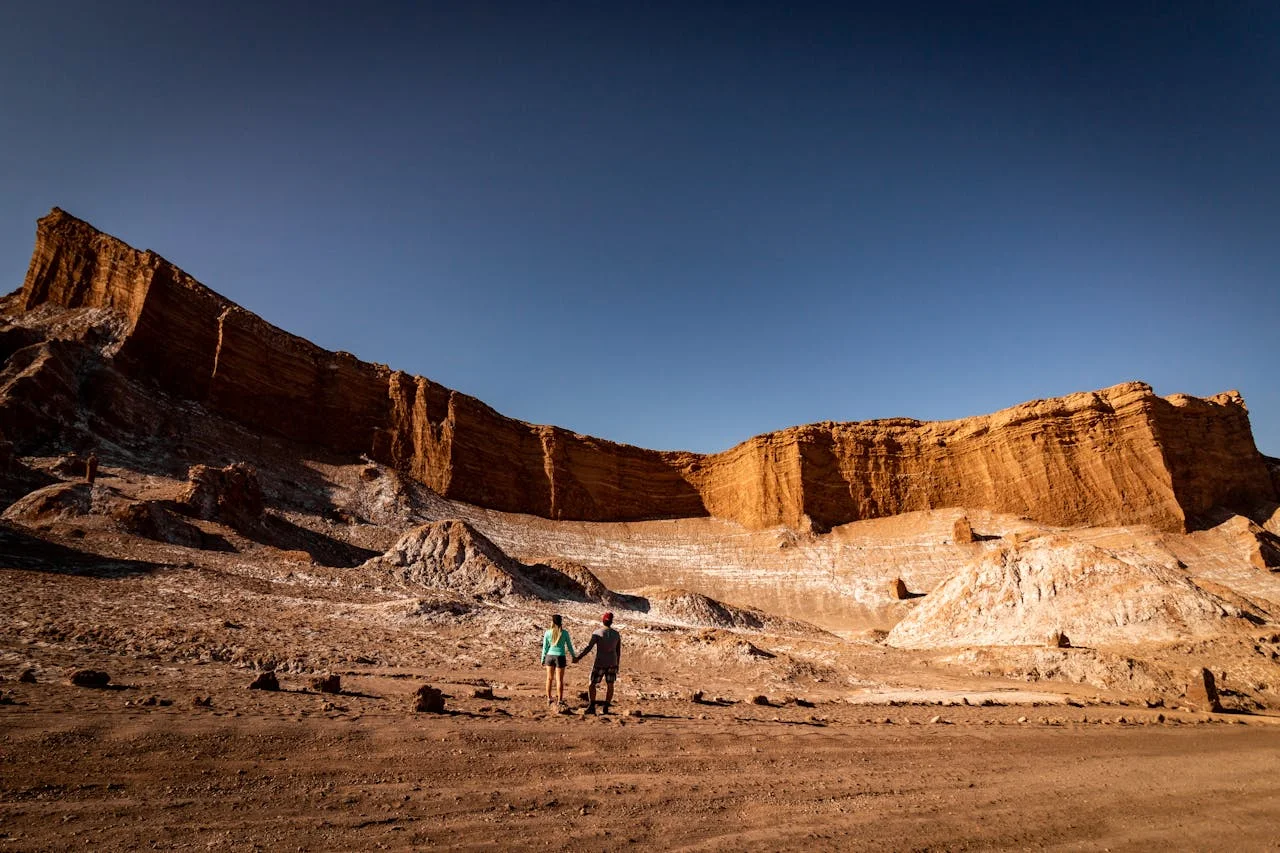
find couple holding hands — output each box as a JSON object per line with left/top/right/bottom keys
{"left": 541, "top": 611, "right": 621, "bottom": 715}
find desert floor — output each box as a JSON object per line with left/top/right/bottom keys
{"left": 4, "top": 655, "right": 1280, "bottom": 852}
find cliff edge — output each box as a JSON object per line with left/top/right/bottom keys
{"left": 9, "top": 208, "right": 1276, "bottom": 531}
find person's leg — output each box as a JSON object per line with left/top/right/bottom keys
{"left": 544, "top": 665, "right": 554, "bottom": 703}
{"left": 586, "top": 670, "right": 599, "bottom": 712}
{"left": 555, "top": 666, "right": 565, "bottom": 703}
{"left": 603, "top": 671, "right": 615, "bottom": 712}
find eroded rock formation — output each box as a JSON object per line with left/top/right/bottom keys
{"left": 886, "top": 536, "right": 1266, "bottom": 648}
{"left": 9, "top": 208, "right": 1278, "bottom": 531}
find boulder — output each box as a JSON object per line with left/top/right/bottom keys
{"left": 111, "top": 500, "right": 203, "bottom": 548}
{"left": 953, "top": 516, "right": 975, "bottom": 544}
{"left": 1048, "top": 631, "right": 1072, "bottom": 649}
{"left": 178, "top": 463, "right": 264, "bottom": 531}
{"left": 1186, "top": 667, "right": 1222, "bottom": 712}
{"left": 18, "top": 668, "right": 37, "bottom": 684}
{"left": 69, "top": 669, "right": 111, "bottom": 688}
{"left": 248, "top": 670, "right": 279, "bottom": 691}
{"left": 471, "top": 686, "right": 494, "bottom": 700}
{"left": 311, "top": 674, "right": 341, "bottom": 694}
{"left": 412, "top": 684, "right": 445, "bottom": 713}
{"left": 889, "top": 578, "right": 910, "bottom": 600}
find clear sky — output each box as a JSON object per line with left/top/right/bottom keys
{"left": 1, "top": 2, "right": 1277, "bottom": 455}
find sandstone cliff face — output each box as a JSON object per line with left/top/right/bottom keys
{"left": 11, "top": 208, "right": 1278, "bottom": 531}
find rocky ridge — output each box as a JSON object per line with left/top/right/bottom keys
{"left": 8, "top": 208, "right": 1278, "bottom": 532}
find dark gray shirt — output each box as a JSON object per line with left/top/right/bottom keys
{"left": 582, "top": 627, "right": 621, "bottom": 669}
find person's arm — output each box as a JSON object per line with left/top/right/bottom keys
{"left": 541, "top": 630, "right": 550, "bottom": 661}
{"left": 616, "top": 634, "right": 621, "bottom": 667}
{"left": 574, "top": 634, "right": 596, "bottom": 664}
{"left": 565, "top": 632, "right": 576, "bottom": 661}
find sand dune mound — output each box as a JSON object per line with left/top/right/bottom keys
{"left": 362, "top": 519, "right": 613, "bottom": 602}
{"left": 520, "top": 557, "right": 612, "bottom": 603}
{"left": 631, "top": 586, "right": 826, "bottom": 636}
{"left": 3, "top": 481, "right": 92, "bottom": 522}
{"left": 362, "top": 519, "right": 531, "bottom": 598}
{"left": 887, "top": 536, "right": 1262, "bottom": 649}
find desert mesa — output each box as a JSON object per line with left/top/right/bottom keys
{"left": 11, "top": 208, "right": 1278, "bottom": 533}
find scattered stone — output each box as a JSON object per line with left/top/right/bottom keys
{"left": 953, "top": 516, "right": 975, "bottom": 544}
{"left": 69, "top": 669, "right": 111, "bottom": 689}
{"left": 248, "top": 671, "right": 280, "bottom": 691}
{"left": 311, "top": 674, "right": 341, "bottom": 694}
{"left": 471, "top": 687, "right": 494, "bottom": 700}
{"left": 579, "top": 805, "right": 589, "bottom": 816}
{"left": 1048, "top": 630, "right": 1071, "bottom": 649}
{"left": 690, "top": 690, "right": 705, "bottom": 704}
{"left": 626, "top": 709, "right": 643, "bottom": 718}
{"left": 751, "top": 695, "right": 771, "bottom": 706}
{"left": 19, "top": 668, "right": 37, "bottom": 684}
{"left": 1016, "top": 716, "right": 1028, "bottom": 724}
{"left": 192, "top": 696, "right": 213, "bottom": 708}
{"left": 412, "top": 684, "right": 445, "bottom": 713}
{"left": 929, "top": 715, "right": 943, "bottom": 724}
{"left": 793, "top": 697, "right": 815, "bottom": 708}
{"left": 889, "top": 577, "right": 911, "bottom": 600}
{"left": 1186, "top": 667, "right": 1222, "bottom": 712}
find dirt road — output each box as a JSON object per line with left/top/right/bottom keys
{"left": 4, "top": 680, "right": 1278, "bottom": 852}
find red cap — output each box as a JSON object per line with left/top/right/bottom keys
{"left": 602, "top": 611, "right": 614, "bottom": 624}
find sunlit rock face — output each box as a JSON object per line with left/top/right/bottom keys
{"left": 13, "top": 208, "right": 1277, "bottom": 532}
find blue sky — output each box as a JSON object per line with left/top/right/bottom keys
{"left": 2, "top": 2, "right": 1277, "bottom": 455}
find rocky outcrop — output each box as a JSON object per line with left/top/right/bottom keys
{"left": 10, "top": 209, "right": 1278, "bottom": 532}
{"left": 886, "top": 537, "right": 1263, "bottom": 649}
{"left": 362, "top": 519, "right": 611, "bottom": 601}
{"left": 177, "top": 463, "right": 264, "bottom": 532}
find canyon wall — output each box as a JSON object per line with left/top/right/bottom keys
{"left": 11, "top": 208, "right": 1277, "bottom": 531}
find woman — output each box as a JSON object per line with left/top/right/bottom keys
{"left": 541, "top": 614, "right": 576, "bottom": 706}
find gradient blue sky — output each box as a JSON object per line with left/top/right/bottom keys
{"left": 2, "top": 2, "right": 1277, "bottom": 455}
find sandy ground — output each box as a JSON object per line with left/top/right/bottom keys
{"left": 3, "top": 666, "right": 1280, "bottom": 852}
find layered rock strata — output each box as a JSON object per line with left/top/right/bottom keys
{"left": 11, "top": 208, "right": 1278, "bottom": 531}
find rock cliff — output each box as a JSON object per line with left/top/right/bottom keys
{"left": 10, "top": 208, "right": 1278, "bottom": 531}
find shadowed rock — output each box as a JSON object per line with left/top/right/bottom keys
{"left": 413, "top": 684, "right": 445, "bottom": 713}
{"left": 179, "top": 463, "right": 264, "bottom": 531}
{"left": 248, "top": 670, "right": 279, "bottom": 691}
{"left": 69, "top": 669, "right": 111, "bottom": 688}
{"left": 311, "top": 674, "right": 341, "bottom": 694}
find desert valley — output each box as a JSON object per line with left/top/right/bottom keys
{"left": 2, "top": 209, "right": 1279, "bottom": 850}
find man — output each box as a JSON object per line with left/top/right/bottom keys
{"left": 573, "top": 611, "right": 621, "bottom": 715}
